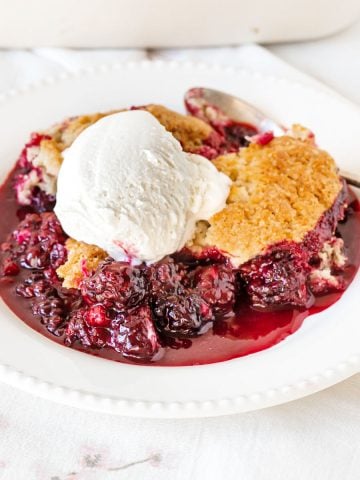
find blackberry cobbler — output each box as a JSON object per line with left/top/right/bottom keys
{"left": 0, "top": 89, "right": 359, "bottom": 366}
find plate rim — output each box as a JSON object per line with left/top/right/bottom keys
{"left": 0, "top": 59, "right": 359, "bottom": 418}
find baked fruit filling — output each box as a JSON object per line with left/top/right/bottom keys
{"left": 0, "top": 95, "right": 356, "bottom": 364}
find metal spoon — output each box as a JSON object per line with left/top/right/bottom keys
{"left": 186, "top": 87, "right": 360, "bottom": 189}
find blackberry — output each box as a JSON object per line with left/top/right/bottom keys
{"left": 154, "top": 290, "right": 213, "bottom": 337}
{"left": 65, "top": 308, "right": 110, "bottom": 348}
{"left": 192, "top": 264, "right": 236, "bottom": 316}
{"left": 81, "top": 260, "right": 147, "bottom": 310}
{"left": 239, "top": 242, "right": 312, "bottom": 309}
{"left": 109, "top": 305, "right": 162, "bottom": 361}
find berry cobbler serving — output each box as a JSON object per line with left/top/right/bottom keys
{"left": 0, "top": 89, "right": 359, "bottom": 366}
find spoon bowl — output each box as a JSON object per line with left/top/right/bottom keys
{"left": 186, "top": 87, "right": 360, "bottom": 188}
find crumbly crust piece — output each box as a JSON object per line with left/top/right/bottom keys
{"left": 144, "top": 104, "right": 214, "bottom": 151}
{"left": 199, "top": 134, "right": 342, "bottom": 265}
{"left": 45, "top": 112, "right": 115, "bottom": 150}
{"left": 15, "top": 137, "right": 63, "bottom": 205}
{"left": 34, "top": 139, "right": 63, "bottom": 176}
{"left": 309, "top": 237, "right": 347, "bottom": 293}
{"left": 33, "top": 139, "right": 63, "bottom": 195}
{"left": 45, "top": 105, "right": 213, "bottom": 153}
{"left": 289, "top": 124, "right": 315, "bottom": 142}
{"left": 57, "top": 238, "right": 107, "bottom": 289}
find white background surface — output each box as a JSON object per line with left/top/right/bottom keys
{"left": 0, "top": 19, "right": 360, "bottom": 480}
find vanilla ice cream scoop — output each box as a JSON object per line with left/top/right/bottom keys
{"left": 55, "top": 110, "right": 230, "bottom": 264}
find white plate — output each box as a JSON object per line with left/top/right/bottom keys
{"left": 0, "top": 61, "right": 359, "bottom": 418}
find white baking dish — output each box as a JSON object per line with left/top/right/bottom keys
{"left": 0, "top": 0, "right": 359, "bottom": 47}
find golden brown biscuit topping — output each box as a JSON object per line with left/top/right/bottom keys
{"left": 144, "top": 104, "right": 214, "bottom": 151}
{"left": 57, "top": 238, "right": 108, "bottom": 289}
{"left": 201, "top": 135, "right": 342, "bottom": 265}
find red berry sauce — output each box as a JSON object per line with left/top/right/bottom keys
{"left": 0, "top": 166, "right": 359, "bottom": 366}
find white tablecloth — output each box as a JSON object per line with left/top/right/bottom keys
{"left": 1, "top": 22, "right": 360, "bottom": 480}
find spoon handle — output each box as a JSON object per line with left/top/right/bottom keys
{"left": 340, "top": 170, "right": 360, "bottom": 189}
